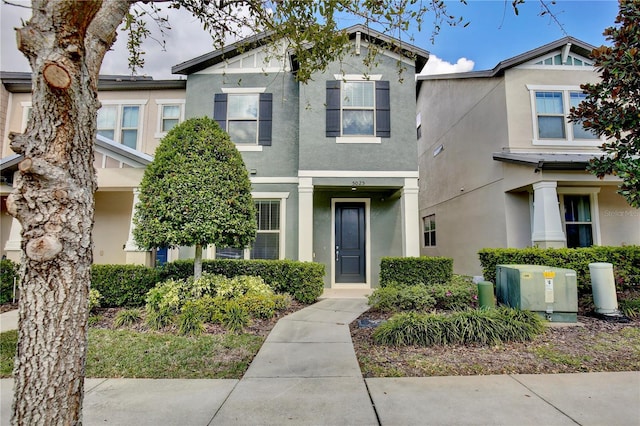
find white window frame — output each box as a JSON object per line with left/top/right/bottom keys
{"left": 20, "top": 101, "right": 32, "bottom": 132}
{"left": 527, "top": 85, "right": 603, "bottom": 147}
{"left": 334, "top": 75, "right": 382, "bottom": 144}
{"left": 154, "top": 99, "right": 185, "bottom": 138}
{"left": 212, "top": 192, "right": 288, "bottom": 260}
{"left": 557, "top": 187, "right": 601, "bottom": 246}
{"left": 97, "top": 100, "right": 147, "bottom": 149}
{"left": 422, "top": 214, "right": 436, "bottom": 247}
{"left": 220, "top": 87, "right": 266, "bottom": 151}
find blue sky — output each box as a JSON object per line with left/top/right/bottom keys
{"left": 0, "top": 1, "right": 619, "bottom": 78}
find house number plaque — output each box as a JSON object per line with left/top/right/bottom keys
{"left": 352, "top": 181, "right": 366, "bottom": 186}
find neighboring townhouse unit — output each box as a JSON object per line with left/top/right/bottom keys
{"left": 1, "top": 72, "right": 186, "bottom": 265}
{"left": 416, "top": 37, "right": 640, "bottom": 277}
{"left": 171, "top": 25, "right": 428, "bottom": 288}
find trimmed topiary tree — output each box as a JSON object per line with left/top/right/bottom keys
{"left": 133, "top": 117, "right": 257, "bottom": 279}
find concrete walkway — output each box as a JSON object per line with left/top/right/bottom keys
{"left": 2, "top": 299, "right": 640, "bottom": 425}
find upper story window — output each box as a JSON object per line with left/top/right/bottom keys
{"left": 342, "top": 81, "right": 375, "bottom": 136}
{"left": 326, "top": 76, "right": 390, "bottom": 143}
{"left": 155, "top": 100, "right": 185, "bottom": 138}
{"left": 527, "top": 85, "right": 601, "bottom": 146}
{"left": 213, "top": 90, "right": 272, "bottom": 151}
{"left": 97, "top": 101, "right": 146, "bottom": 149}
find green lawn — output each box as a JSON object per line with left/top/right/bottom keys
{"left": 1, "top": 329, "right": 263, "bottom": 379}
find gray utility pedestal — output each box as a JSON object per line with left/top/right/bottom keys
{"left": 496, "top": 265, "right": 578, "bottom": 322}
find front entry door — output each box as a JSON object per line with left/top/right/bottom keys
{"left": 335, "top": 202, "right": 366, "bottom": 283}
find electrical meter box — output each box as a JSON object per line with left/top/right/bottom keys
{"left": 496, "top": 265, "right": 578, "bottom": 322}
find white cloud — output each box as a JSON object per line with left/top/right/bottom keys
{"left": 419, "top": 54, "right": 474, "bottom": 76}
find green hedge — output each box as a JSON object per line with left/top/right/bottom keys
{"left": 478, "top": 246, "right": 640, "bottom": 294}
{"left": 91, "top": 265, "right": 161, "bottom": 307}
{"left": 0, "top": 259, "right": 19, "bottom": 304}
{"left": 160, "top": 259, "right": 325, "bottom": 304}
{"left": 379, "top": 257, "right": 453, "bottom": 287}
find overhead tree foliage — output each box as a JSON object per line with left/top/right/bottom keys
{"left": 133, "top": 117, "right": 257, "bottom": 279}
{"left": 5, "top": 0, "right": 561, "bottom": 423}
{"left": 569, "top": 0, "right": 640, "bottom": 208}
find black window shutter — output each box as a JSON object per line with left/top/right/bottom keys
{"left": 375, "top": 81, "right": 390, "bottom": 138}
{"left": 213, "top": 93, "right": 228, "bottom": 130}
{"left": 258, "top": 93, "right": 273, "bottom": 146}
{"left": 326, "top": 80, "right": 341, "bottom": 137}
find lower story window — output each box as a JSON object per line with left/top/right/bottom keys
{"left": 562, "top": 194, "right": 593, "bottom": 248}
{"left": 423, "top": 214, "right": 436, "bottom": 247}
{"left": 216, "top": 199, "right": 281, "bottom": 259}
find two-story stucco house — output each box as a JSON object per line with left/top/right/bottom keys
{"left": 170, "top": 25, "right": 428, "bottom": 288}
{"left": 416, "top": 37, "right": 640, "bottom": 277}
{"left": 1, "top": 72, "right": 186, "bottom": 265}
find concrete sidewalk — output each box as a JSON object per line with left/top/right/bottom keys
{"left": 1, "top": 299, "right": 640, "bottom": 425}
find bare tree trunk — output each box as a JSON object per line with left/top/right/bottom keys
{"left": 8, "top": 2, "right": 129, "bottom": 424}
{"left": 194, "top": 244, "right": 203, "bottom": 279}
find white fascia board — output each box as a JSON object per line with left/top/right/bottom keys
{"left": 298, "top": 170, "right": 419, "bottom": 178}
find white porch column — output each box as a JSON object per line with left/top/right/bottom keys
{"left": 298, "top": 177, "right": 314, "bottom": 261}
{"left": 401, "top": 178, "right": 421, "bottom": 257}
{"left": 4, "top": 218, "right": 22, "bottom": 262}
{"left": 124, "top": 188, "right": 152, "bottom": 265}
{"left": 531, "top": 181, "right": 566, "bottom": 248}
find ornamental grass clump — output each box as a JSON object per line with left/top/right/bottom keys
{"left": 372, "top": 307, "right": 544, "bottom": 347}
{"left": 113, "top": 308, "right": 142, "bottom": 328}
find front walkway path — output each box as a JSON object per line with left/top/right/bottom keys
{"left": 210, "top": 298, "right": 377, "bottom": 425}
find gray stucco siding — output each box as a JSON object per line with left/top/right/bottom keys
{"left": 185, "top": 72, "right": 300, "bottom": 177}
{"left": 298, "top": 48, "right": 419, "bottom": 172}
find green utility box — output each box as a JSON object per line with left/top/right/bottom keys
{"left": 496, "top": 265, "right": 578, "bottom": 322}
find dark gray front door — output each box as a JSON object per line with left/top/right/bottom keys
{"left": 335, "top": 202, "right": 366, "bottom": 283}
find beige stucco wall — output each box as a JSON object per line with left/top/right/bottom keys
{"left": 1, "top": 88, "right": 185, "bottom": 159}
{"left": 93, "top": 191, "right": 134, "bottom": 265}
{"left": 96, "top": 89, "right": 185, "bottom": 156}
{"left": 1, "top": 208, "right": 13, "bottom": 259}
{"left": 598, "top": 186, "right": 640, "bottom": 246}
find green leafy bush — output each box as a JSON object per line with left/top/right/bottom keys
{"left": 379, "top": 257, "right": 453, "bottom": 287}
{"left": 429, "top": 275, "right": 478, "bottom": 311}
{"left": 0, "top": 259, "right": 18, "bottom": 304}
{"left": 88, "top": 289, "right": 102, "bottom": 312}
{"left": 160, "top": 259, "right": 324, "bottom": 303}
{"left": 113, "top": 308, "right": 142, "bottom": 328}
{"left": 92, "top": 265, "right": 160, "bottom": 307}
{"left": 145, "top": 273, "right": 289, "bottom": 332}
{"left": 373, "top": 307, "right": 544, "bottom": 346}
{"left": 367, "top": 284, "right": 436, "bottom": 312}
{"left": 478, "top": 246, "right": 639, "bottom": 294}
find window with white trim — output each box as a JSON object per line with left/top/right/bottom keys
{"left": 213, "top": 91, "right": 272, "bottom": 148}
{"left": 528, "top": 86, "right": 600, "bottom": 146}
{"left": 342, "top": 81, "right": 375, "bottom": 136}
{"left": 215, "top": 196, "right": 286, "bottom": 260}
{"left": 155, "top": 100, "right": 185, "bottom": 137}
{"left": 423, "top": 214, "right": 436, "bottom": 247}
{"left": 97, "top": 102, "right": 144, "bottom": 149}
{"left": 561, "top": 194, "right": 594, "bottom": 248}
{"left": 326, "top": 77, "right": 390, "bottom": 142}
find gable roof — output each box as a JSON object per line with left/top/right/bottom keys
{"left": 171, "top": 24, "right": 429, "bottom": 75}
{"left": 417, "top": 36, "right": 597, "bottom": 83}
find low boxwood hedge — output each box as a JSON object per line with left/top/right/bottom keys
{"left": 160, "top": 259, "right": 325, "bottom": 304}
{"left": 379, "top": 256, "right": 453, "bottom": 287}
{"left": 478, "top": 246, "right": 639, "bottom": 294}
{"left": 91, "top": 265, "right": 161, "bottom": 307}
